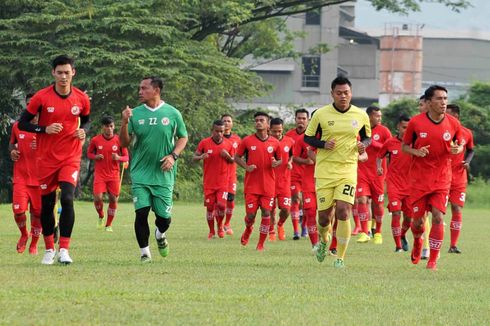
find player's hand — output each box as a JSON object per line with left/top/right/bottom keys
{"left": 416, "top": 145, "right": 430, "bottom": 157}
{"left": 74, "top": 128, "right": 85, "bottom": 141}
{"left": 201, "top": 153, "right": 209, "bottom": 160}
{"left": 287, "top": 161, "right": 293, "bottom": 170}
{"left": 358, "top": 152, "right": 368, "bottom": 162}
{"left": 271, "top": 158, "right": 281, "bottom": 168}
{"left": 450, "top": 140, "right": 464, "bottom": 154}
{"left": 95, "top": 154, "right": 104, "bottom": 160}
{"left": 377, "top": 167, "right": 383, "bottom": 176}
{"left": 357, "top": 141, "right": 366, "bottom": 154}
{"left": 112, "top": 153, "right": 121, "bottom": 161}
{"left": 121, "top": 106, "right": 133, "bottom": 125}
{"left": 220, "top": 149, "right": 230, "bottom": 158}
{"left": 245, "top": 164, "right": 257, "bottom": 172}
{"left": 10, "top": 149, "right": 20, "bottom": 161}
{"left": 46, "top": 123, "right": 63, "bottom": 134}
{"left": 324, "top": 139, "right": 335, "bottom": 150}
{"left": 160, "top": 155, "right": 175, "bottom": 172}
{"left": 462, "top": 160, "right": 470, "bottom": 170}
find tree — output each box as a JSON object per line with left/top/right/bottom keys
{"left": 381, "top": 97, "right": 419, "bottom": 133}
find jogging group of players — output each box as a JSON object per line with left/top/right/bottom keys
{"left": 9, "top": 55, "right": 474, "bottom": 270}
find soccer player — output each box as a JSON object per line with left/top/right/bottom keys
{"left": 235, "top": 112, "right": 282, "bottom": 251}
{"left": 10, "top": 117, "right": 42, "bottom": 255}
{"left": 418, "top": 94, "right": 428, "bottom": 113}
{"left": 402, "top": 85, "right": 463, "bottom": 270}
{"left": 269, "top": 118, "right": 294, "bottom": 241}
{"left": 120, "top": 76, "right": 188, "bottom": 263}
{"left": 194, "top": 120, "right": 234, "bottom": 239}
{"left": 87, "top": 116, "right": 129, "bottom": 232}
{"left": 285, "top": 109, "right": 309, "bottom": 239}
{"left": 446, "top": 104, "right": 475, "bottom": 254}
{"left": 18, "top": 55, "right": 90, "bottom": 265}
{"left": 305, "top": 76, "right": 371, "bottom": 268}
{"left": 222, "top": 114, "right": 241, "bottom": 235}
{"left": 418, "top": 94, "right": 431, "bottom": 259}
{"left": 377, "top": 114, "right": 412, "bottom": 252}
{"left": 356, "top": 106, "right": 392, "bottom": 244}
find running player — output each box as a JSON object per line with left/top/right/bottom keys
{"left": 446, "top": 104, "right": 475, "bottom": 254}
{"left": 235, "top": 112, "right": 282, "bottom": 251}
{"left": 402, "top": 85, "right": 463, "bottom": 270}
{"left": 194, "top": 120, "right": 234, "bottom": 239}
{"left": 120, "top": 76, "right": 188, "bottom": 263}
{"left": 18, "top": 55, "right": 90, "bottom": 265}
{"left": 87, "top": 116, "right": 129, "bottom": 232}
{"left": 305, "top": 76, "right": 371, "bottom": 268}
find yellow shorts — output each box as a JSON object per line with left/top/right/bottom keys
{"left": 316, "top": 177, "right": 357, "bottom": 211}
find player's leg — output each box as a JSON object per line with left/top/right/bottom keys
{"left": 224, "top": 182, "right": 236, "bottom": 234}
{"left": 152, "top": 184, "right": 174, "bottom": 258}
{"left": 12, "top": 184, "right": 29, "bottom": 253}
{"left": 372, "top": 182, "right": 385, "bottom": 244}
{"left": 329, "top": 217, "right": 337, "bottom": 255}
{"left": 256, "top": 197, "right": 273, "bottom": 251}
{"left": 351, "top": 201, "right": 361, "bottom": 235}
{"left": 290, "top": 182, "right": 301, "bottom": 240}
{"left": 40, "top": 191, "right": 57, "bottom": 264}
{"left": 448, "top": 188, "right": 465, "bottom": 253}
{"left": 56, "top": 182, "right": 76, "bottom": 264}
{"left": 426, "top": 192, "right": 448, "bottom": 270}
{"left": 314, "top": 178, "right": 336, "bottom": 263}
{"left": 204, "top": 190, "right": 216, "bottom": 239}
{"left": 409, "top": 195, "right": 428, "bottom": 265}
{"left": 303, "top": 192, "right": 318, "bottom": 247}
{"left": 241, "top": 194, "right": 259, "bottom": 246}
{"left": 391, "top": 210, "right": 402, "bottom": 252}
{"left": 105, "top": 193, "right": 118, "bottom": 232}
{"left": 356, "top": 195, "right": 371, "bottom": 243}
{"left": 28, "top": 186, "right": 42, "bottom": 255}
{"left": 134, "top": 206, "right": 152, "bottom": 262}
{"left": 400, "top": 197, "right": 412, "bottom": 252}
{"left": 268, "top": 199, "right": 277, "bottom": 242}
{"left": 277, "top": 205, "right": 290, "bottom": 241}
{"left": 215, "top": 191, "right": 227, "bottom": 238}
{"left": 93, "top": 192, "right": 105, "bottom": 228}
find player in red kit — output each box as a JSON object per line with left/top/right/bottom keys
{"left": 285, "top": 109, "right": 309, "bottom": 239}
{"left": 446, "top": 104, "right": 475, "bottom": 254}
{"left": 235, "top": 112, "right": 282, "bottom": 251}
{"left": 194, "top": 120, "right": 234, "bottom": 239}
{"left": 18, "top": 55, "right": 90, "bottom": 265}
{"left": 377, "top": 114, "right": 412, "bottom": 252}
{"left": 87, "top": 116, "right": 128, "bottom": 232}
{"left": 222, "top": 114, "right": 241, "bottom": 235}
{"left": 356, "top": 106, "right": 392, "bottom": 245}
{"left": 10, "top": 117, "right": 42, "bottom": 255}
{"left": 402, "top": 85, "right": 464, "bottom": 270}
{"left": 269, "top": 118, "right": 294, "bottom": 241}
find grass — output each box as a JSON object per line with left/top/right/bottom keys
{"left": 1, "top": 201, "right": 489, "bottom": 325}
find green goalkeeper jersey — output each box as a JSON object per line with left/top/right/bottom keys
{"left": 128, "top": 101, "right": 188, "bottom": 186}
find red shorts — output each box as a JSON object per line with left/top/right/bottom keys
{"left": 38, "top": 161, "right": 80, "bottom": 195}
{"left": 356, "top": 177, "right": 384, "bottom": 203}
{"left": 290, "top": 180, "right": 302, "bottom": 195}
{"left": 273, "top": 195, "right": 291, "bottom": 210}
{"left": 12, "top": 183, "right": 41, "bottom": 215}
{"left": 204, "top": 189, "right": 228, "bottom": 209}
{"left": 410, "top": 190, "right": 449, "bottom": 218}
{"left": 302, "top": 192, "right": 317, "bottom": 210}
{"left": 227, "top": 179, "right": 237, "bottom": 195}
{"left": 387, "top": 193, "right": 411, "bottom": 216}
{"left": 449, "top": 185, "right": 467, "bottom": 207}
{"left": 93, "top": 178, "right": 121, "bottom": 196}
{"left": 245, "top": 193, "right": 274, "bottom": 214}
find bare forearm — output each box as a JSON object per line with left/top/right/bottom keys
{"left": 119, "top": 123, "right": 131, "bottom": 148}
{"left": 173, "top": 137, "right": 188, "bottom": 156}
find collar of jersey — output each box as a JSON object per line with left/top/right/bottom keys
{"left": 144, "top": 101, "right": 165, "bottom": 112}
{"left": 332, "top": 103, "right": 351, "bottom": 114}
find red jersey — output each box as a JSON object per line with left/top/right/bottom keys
{"left": 285, "top": 128, "right": 302, "bottom": 181}
{"left": 196, "top": 137, "right": 233, "bottom": 191}
{"left": 403, "top": 112, "right": 462, "bottom": 192}
{"left": 87, "top": 134, "right": 129, "bottom": 180}
{"left": 10, "top": 122, "right": 39, "bottom": 186}
{"left": 27, "top": 85, "right": 90, "bottom": 166}
{"left": 274, "top": 135, "right": 295, "bottom": 196}
{"left": 292, "top": 134, "right": 316, "bottom": 193}
{"left": 378, "top": 136, "right": 411, "bottom": 193}
{"left": 358, "top": 124, "right": 392, "bottom": 180}
{"left": 223, "top": 133, "right": 241, "bottom": 192}
{"left": 451, "top": 126, "right": 474, "bottom": 188}
{"left": 236, "top": 134, "right": 281, "bottom": 197}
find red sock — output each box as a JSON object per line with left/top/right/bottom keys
{"left": 450, "top": 210, "right": 462, "bottom": 247}
{"left": 329, "top": 218, "right": 338, "bottom": 250}
{"left": 258, "top": 216, "right": 270, "bottom": 247}
{"left": 106, "top": 202, "right": 117, "bottom": 227}
{"left": 216, "top": 206, "right": 225, "bottom": 230}
{"left": 391, "top": 212, "right": 402, "bottom": 248}
{"left": 59, "top": 236, "right": 71, "bottom": 250}
{"left": 44, "top": 234, "right": 55, "bottom": 250}
{"left": 291, "top": 201, "right": 300, "bottom": 233}
{"left": 401, "top": 218, "right": 411, "bottom": 237}
{"left": 94, "top": 200, "right": 104, "bottom": 218}
{"left": 14, "top": 213, "right": 28, "bottom": 237}
{"left": 30, "top": 214, "right": 42, "bottom": 246}
{"left": 277, "top": 211, "right": 287, "bottom": 227}
{"left": 206, "top": 208, "right": 215, "bottom": 233}
{"left": 428, "top": 223, "right": 444, "bottom": 263}
{"left": 358, "top": 202, "right": 369, "bottom": 234}
{"left": 352, "top": 202, "right": 360, "bottom": 229}
{"left": 225, "top": 200, "right": 234, "bottom": 226}
{"left": 374, "top": 203, "right": 384, "bottom": 234}
{"left": 304, "top": 208, "right": 318, "bottom": 245}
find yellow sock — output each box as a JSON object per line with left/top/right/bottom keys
{"left": 423, "top": 217, "right": 431, "bottom": 250}
{"left": 336, "top": 219, "right": 351, "bottom": 260}
{"left": 318, "top": 224, "right": 332, "bottom": 243}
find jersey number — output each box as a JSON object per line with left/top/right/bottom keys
{"left": 149, "top": 117, "right": 157, "bottom": 125}
{"left": 342, "top": 185, "right": 355, "bottom": 197}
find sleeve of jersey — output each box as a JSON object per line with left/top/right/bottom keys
{"left": 175, "top": 111, "right": 188, "bottom": 138}
{"left": 305, "top": 113, "right": 319, "bottom": 137}
{"left": 82, "top": 93, "right": 91, "bottom": 115}
{"left": 26, "top": 93, "right": 42, "bottom": 115}
{"left": 403, "top": 121, "right": 415, "bottom": 146}
{"left": 119, "top": 147, "right": 129, "bottom": 162}
{"left": 453, "top": 120, "right": 463, "bottom": 144}
{"left": 363, "top": 114, "right": 372, "bottom": 138}
{"left": 468, "top": 131, "right": 475, "bottom": 149}
{"left": 377, "top": 140, "right": 389, "bottom": 159}
{"left": 9, "top": 124, "right": 17, "bottom": 144}
{"left": 87, "top": 139, "right": 97, "bottom": 160}
{"left": 196, "top": 140, "right": 205, "bottom": 154}
{"left": 236, "top": 138, "right": 247, "bottom": 157}
{"left": 292, "top": 139, "right": 302, "bottom": 157}
{"left": 274, "top": 142, "right": 281, "bottom": 160}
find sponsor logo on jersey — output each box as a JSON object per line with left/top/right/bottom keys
{"left": 47, "top": 107, "right": 55, "bottom": 113}
{"left": 352, "top": 120, "right": 359, "bottom": 128}
{"left": 251, "top": 146, "right": 256, "bottom": 151}
{"left": 391, "top": 201, "right": 398, "bottom": 206}
{"left": 284, "top": 146, "right": 290, "bottom": 152}
{"left": 304, "top": 198, "right": 311, "bottom": 203}
{"left": 267, "top": 146, "right": 274, "bottom": 153}
{"left": 373, "top": 134, "right": 380, "bottom": 141}
{"left": 71, "top": 105, "right": 80, "bottom": 115}
{"left": 319, "top": 197, "right": 325, "bottom": 203}
{"left": 19, "top": 133, "right": 25, "bottom": 139}
{"left": 357, "top": 187, "right": 363, "bottom": 192}
{"left": 443, "top": 130, "right": 451, "bottom": 141}
{"left": 247, "top": 203, "right": 254, "bottom": 208}
{"left": 98, "top": 146, "right": 103, "bottom": 149}
{"left": 14, "top": 204, "right": 20, "bottom": 209}
{"left": 162, "top": 117, "right": 170, "bottom": 126}
{"left": 138, "top": 119, "right": 145, "bottom": 125}
{"left": 413, "top": 206, "right": 419, "bottom": 213}
{"left": 112, "top": 145, "right": 118, "bottom": 151}
{"left": 207, "top": 149, "right": 213, "bottom": 154}
{"left": 133, "top": 196, "right": 138, "bottom": 203}
{"left": 328, "top": 121, "right": 334, "bottom": 126}
{"left": 40, "top": 184, "right": 47, "bottom": 190}
{"left": 392, "top": 150, "right": 398, "bottom": 155}
{"left": 420, "top": 132, "right": 427, "bottom": 138}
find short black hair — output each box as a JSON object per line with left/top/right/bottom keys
{"left": 270, "top": 118, "right": 283, "bottom": 126}
{"left": 101, "top": 116, "right": 114, "bottom": 125}
{"left": 295, "top": 108, "right": 309, "bottom": 118}
{"left": 143, "top": 76, "right": 164, "bottom": 91}
{"left": 366, "top": 105, "right": 380, "bottom": 115}
{"left": 52, "top": 55, "right": 74, "bottom": 69}
{"left": 254, "top": 111, "right": 270, "bottom": 120}
{"left": 213, "top": 119, "right": 224, "bottom": 127}
{"left": 398, "top": 114, "right": 410, "bottom": 123}
{"left": 447, "top": 104, "right": 460, "bottom": 115}
{"left": 424, "top": 85, "right": 448, "bottom": 100}
{"left": 419, "top": 94, "right": 426, "bottom": 101}
{"left": 331, "top": 75, "right": 352, "bottom": 90}
{"left": 221, "top": 113, "right": 233, "bottom": 120}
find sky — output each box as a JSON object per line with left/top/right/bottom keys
{"left": 355, "top": 0, "right": 490, "bottom": 32}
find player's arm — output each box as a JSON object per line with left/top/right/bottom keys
{"left": 74, "top": 114, "right": 90, "bottom": 141}
{"left": 357, "top": 126, "right": 371, "bottom": 154}
{"left": 193, "top": 147, "right": 208, "bottom": 161}
{"left": 292, "top": 147, "right": 314, "bottom": 165}
{"left": 119, "top": 106, "right": 133, "bottom": 148}
{"left": 86, "top": 139, "right": 98, "bottom": 160}
{"left": 220, "top": 148, "right": 234, "bottom": 163}
{"left": 234, "top": 154, "right": 256, "bottom": 172}
{"left": 117, "top": 147, "right": 129, "bottom": 162}
{"left": 450, "top": 124, "right": 465, "bottom": 155}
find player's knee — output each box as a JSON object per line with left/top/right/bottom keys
{"left": 135, "top": 207, "right": 150, "bottom": 221}
{"left": 41, "top": 192, "right": 56, "bottom": 211}
{"left": 60, "top": 183, "right": 75, "bottom": 205}
{"left": 226, "top": 193, "right": 235, "bottom": 202}
{"left": 155, "top": 216, "right": 171, "bottom": 233}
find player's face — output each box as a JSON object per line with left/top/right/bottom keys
{"left": 428, "top": 90, "right": 448, "bottom": 116}
{"left": 211, "top": 125, "right": 225, "bottom": 142}
{"left": 52, "top": 64, "right": 75, "bottom": 88}
{"left": 222, "top": 116, "right": 233, "bottom": 132}
{"left": 102, "top": 123, "right": 115, "bottom": 138}
{"left": 369, "top": 110, "right": 382, "bottom": 127}
{"left": 254, "top": 115, "right": 269, "bottom": 131}
{"left": 446, "top": 108, "right": 459, "bottom": 120}
{"left": 138, "top": 79, "right": 159, "bottom": 104}
{"left": 331, "top": 84, "right": 352, "bottom": 111}
{"left": 397, "top": 121, "right": 409, "bottom": 138}
{"left": 270, "top": 124, "right": 283, "bottom": 140}
{"left": 418, "top": 99, "right": 427, "bottom": 113}
{"left": 295, "top": 113, "right": 308, "bottom": 130}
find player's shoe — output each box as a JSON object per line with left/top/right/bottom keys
{"left": 421, "top": 248, "right": 429, "bottom": 260}
{"left": 301, "top": 226, "right": 308, "bottom": 238}
{"left": 240, "top": 227, "right": 253, "bottom": 246}
{"left": 140, "top": 255, "right": 152, "bottom": 263}
{"left": 277, "top": 225, "right": 286, "bottom": 241}
{"left": 105, "top": 226, "right": 113, "bottom": 232}
{"left": 357, "top": 232, "right": 370, "bottom": 243}
{"left": 351, "top": 226, "right": 361, "bottom": 236}
{"left": 333, "top": 258, "right": 345, "bottom": 268}
{"left": 411, "top": 246, "right": 422, "bottom": 265}
{"left": 41, "top": 249, "right": 57, "bottom": 265}
{"left": 256, "top": 243, "right": 264, "bottom": 251}
{"left": 268, "top": 232, "right": 276, "bottom": 242}
{"left": 217, "top": 227, "right": 225, "bottom": 238}
{"left": 395, "top": 247, "right": 403, "bottom": 253}
{"left": 426, "top": 261, "right": 437, "bottom": 270}
{"left": 292, "top": 232, "right": 300, "bottom": 240}
{"left": 208, "top": 231, "right": 215, "bottom": 240}
{"left": 58, "top": 248, "right": 73, "bottom": 265}
{"left": 29, "top": 241, "right": 38, "bottom": 255}
{"left": 97, "top": 218, "right": 104, "bottom": 229}
{"left": 373, "top": 233, "right": 383, "bottom": 244}
{"left": 329, "top": 248, "right": 338, "bottom": 256}
{"left": 155, "top": 230, "right": 169, "bottom": 257}
{"left": 16, "top": 235, "right": 28, "bottom": 253}
{"left": 448, "top": 246, "right": 462, "bottom": 254}
{"left": 315, "top": 241, "right": 327, "bottom": 263}
{"left": 401, "top": 236, "right": 409, "bottom": 251}
{"left": 223, "top": 225, "right": 233, "bottom": 235}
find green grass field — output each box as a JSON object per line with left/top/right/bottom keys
{"left": 1, "top": 201, "right": 489, "bottom": 325}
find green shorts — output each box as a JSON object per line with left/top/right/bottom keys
{"left": 131, "top": 184, "right": 173, "bottom": 218}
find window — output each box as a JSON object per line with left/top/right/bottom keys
{"left": 305, "top": 10, "right": 321, "bottom": 25}
{"left": 302, "top": 56, "right": 320, "bottom": 88}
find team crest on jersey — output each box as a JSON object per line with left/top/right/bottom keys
{"left": 47, "top": 107, "right": 55, "bottom": 113}
{"left": 443, "top": 130, "right": 451, "bottom": 141}
{"left": 233, "top": 142, "right": 238, "bottom": 148}
{"left": 328, "top": 121, "right": 335, "bottom": 126}
{"left": 14, "top": 204, "right": 20, "bottom": 209}
{"left": 392, "top": 150, "right": 398, "bottom": 155}
{"left": 161, "top": 117, "right": 170, "bottom": 126}
{"left": 267, "top": 146, "right": 274, "bottom": 153}
{"left": 373, "top": 134, "right": 380, "bottom": 141}
{"left": 357, "top": 187, "right": 363, "bottom": 192}
{"left": 112, "top": 145, "right": 118, "bottom": 151}
{"left": 71, "top": 105, "right": 80, "bottom": 115}
{"left": 98, "top": 145, "right": 103, "bottom": 149}
{"left": 352, "top": 120, "right": 359, "bottom": 128}
{"left": 284, "top": 146, "right": 290, "bottom": 152}
{"left": 420, "top": 132, "right": 427, "bottom": 138}
{"left": 413, "top": 206, "right": 419, "bottom": 213}
{"left": 40, "top": 184, "right": 47, "bottom": 190}
{"left": 247, "top": 203, "right": 254, "bottom": 208}
{"left": 19, "top": 134, "right": 25, "bottom": 139}
{"left": 251, "top": 146, "right": 256, "bottom": 151}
